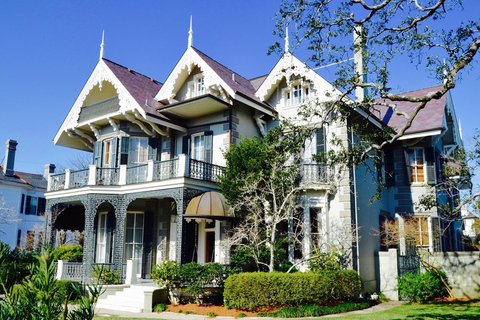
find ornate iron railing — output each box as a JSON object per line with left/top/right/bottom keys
{"left": 127, "top": 164, "right": 148, "bottom": 184}
{"left": 50, "top": 173, "right": 66, "bottom": 191}
{"left": 153, "top": 159, "right": 179, "bottom": 181}
{"left": 69, "top": 169, "right": 89, "bottom": 188}
{"left": 189, "top": 159, "right": 224, "bottom": 182}
{"left": 62, "top": 262, "right": 83, "bottom": 281}
{"left": 77, "top": 96, "right": 120, "bottom": 123}
{"left": 300, "top": 163, "right": 330, "bottom": 184}
{"left": 96, "top": 168, "right": 119, "bottom": 186}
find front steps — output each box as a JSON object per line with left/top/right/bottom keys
{"left": 96, "top": 284, "right": 164, "bottom": 313}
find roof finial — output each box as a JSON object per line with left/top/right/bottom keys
{"left": 285, "top": 25, "right": 290, "bottom": 53}
{"left": 188, "top": 16, "right": 193, "bottom": 48}
{"left": 99, "top": 30, "right": 105, "bottom": 60}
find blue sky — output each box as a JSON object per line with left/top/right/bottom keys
{"left": 0, "top": 0, "right": 479, "bottom": 175}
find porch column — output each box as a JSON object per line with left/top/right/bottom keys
{"left": 82, "top": 199, "right": 96, "bottom": 281}
{"left": 303, "top": 206, "right": 312, "bottom": 260}
{"left": 174, "top": 197, "right": 184, "bottom": 263}
{"left": 113, "top": 197, "right": 128, "bottom": 276}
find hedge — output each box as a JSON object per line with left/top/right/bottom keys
{"left": 223, "top": 270, "right": 361, "bottom": 310}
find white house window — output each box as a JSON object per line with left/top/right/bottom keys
{"left": 103, "top": 139, "right": 113, "bottom": 166}
{"left": 189, "top": 74, "right": 205, "bottom": 98}
{"left": 95, "top": 212, "right": 110, "bottom": 263}
{"left": 129, "top": 138, "right": 148, "bottom": 165}
{"left": 409, "top": 148, "right": 425, "bottom": 183}
{"left": 124, "top": 212, "right": 144, "bottom": 274}
{"left": 284, "top": 83, "right": 310, "bottom": 106}
{"left": 192, "top": 134, "right": 205, "bottom": 161}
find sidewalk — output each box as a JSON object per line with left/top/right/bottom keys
{"left": 95, "top": 301, "right": 404, "bottom": 319}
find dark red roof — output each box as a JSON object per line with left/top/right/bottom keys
{"left": 374, "top": 85, "right": 447, "bottom": 135}
{"left": 103, "top": 59, "right": 167, "bottom": 119}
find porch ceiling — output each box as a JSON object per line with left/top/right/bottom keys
{"left": 158, "top": 94, "right": 230, "bottom": 119}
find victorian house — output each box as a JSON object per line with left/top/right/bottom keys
{"left": 45, "top": 25, "right": 464, "bottom": 300}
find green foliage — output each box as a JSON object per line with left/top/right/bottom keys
{"left": 224, "top": 270, "right": 361, "bottom": 310}
{"left": 397, "top": 269, "right": 449, "bottom": 303}
{"left": 92, "top": 264, "right": 120, "bottom": 285}
{"left": 309, "top": 250, "right": 343, "bottom": 272}
{"left": 153, "top": 303, "right": 167, "bottom": 312}
{"left": 55, "top": 280, "right": 82, "bottom": 302}
{"left": 151, "top": 261, "right": 237, "bottom": 305}
{"left": 53, "top": 244, "right": 83, "bottom": 262}
{"left": 0, "top": 247, "right": 102, "bottom": 320}
{"left": 206, "top": 312, "right": 218, "bottom": 318}
{"left": 258, "top": 301, "right": 373, "bottom": 318}
{"left": 238, "top": 312, "right": 247, "bottom": 318}
{"left": 231, "top": 239, "right": 291, "bottom": 272}
{"left": 0, "top": 240, "right": 38, "bottom": 293}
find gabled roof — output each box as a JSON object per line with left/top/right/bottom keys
{"left": 155, "top": 46, "right": 275, "bottom": 115}
{"left": 250, "top": 75, "right": 268, "bottom": 91}
{"left": 374, "top": 85, "right": 447, "bottom": 136}
{"left": 255, "top": 52, "right": 343, "bottom": 104}
{"left": 0, "top": 165, "right": 47, "bottom": 190}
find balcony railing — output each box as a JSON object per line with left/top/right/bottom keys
{"left": 47, "top": 158, "right": 331, "bottom": 192}
{"left": 190, "top": 159, "right": 224, "bottom": 182}
{"left": 127, "top": 164, "right": 148, "bottom": 184}
{"left": 47, "top": 156, "right": 222, "bottom": 191}
{"left": 300, "top": 163, "right": 331, "bottom": 185}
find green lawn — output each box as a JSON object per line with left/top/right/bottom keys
{"left": 93, "top": 301, "right": 480, "bottom": 319}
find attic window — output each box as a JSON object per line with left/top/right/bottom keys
{"left": 283, "top": 82, "right": 310, "bottom": 107}
{"left": 189, "top": 74, "right": 205, "bottom": 98}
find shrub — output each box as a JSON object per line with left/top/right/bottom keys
{"left": 53, "top": 244, "right": 83, "bottom": 262}
{"left": 151, "top": 261, "right": 236, "bottom": 305}
{"left": 224, "top": 270, "right": 361, "bottom": 310}
{"left": 56, "top": 280, "right": 82, "bottom": 301}
{"left": 309, "top": 250, "right": 343, "bottom": 272}
{"left": 0, "top": 241, "right": 37, "bottom": 293}
{"left": 397, "top": 269, "right": 449, "bottom": 302}
{"left": 154, "top": 303, "right": 167, "bottom": 312}
{"left": 92, "top": 265, "right": 120, "bottom": 284}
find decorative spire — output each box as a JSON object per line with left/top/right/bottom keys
{"left": 188, "top": 16, "right": 193, "bottom": 48}
{"left": 99, "top": 30, "right": 105, "bottom": 60}
{"left": 285, "top": 25, "right": 290, "bottom": 53}
{"left": 443, "top": 58, "right": 448, "bottom": 85}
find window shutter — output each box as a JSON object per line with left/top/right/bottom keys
{"left": 111, "top": 137, "right": 119, "bottom": 168}
{"left": 204, "top": 131, "right": 213, "bottom": 164}
{"left": 316, "top": 128, "right": 325, "bottom": 155}
{"left": 148, "top": 137, "right": 158, "bottom": 161}
{"left": 182, "top": 135, "right": 191, "bottom": 155}
{"left": 93, "top": 141, "right": 103, "bottom": 167}
{"left": 384, "top": 149, "right": 395, "bottom": 186}
{"left": 120, "top": 137, "right": 130, "bottom": 165}
{"left": 425, "top": 147, "right": 436, "bottom": 184}
{"left": 20, "top": 194, "right": 25, "bottom": 214}
{"left": 403, "top": 148, "right": 412, "bottom": 185}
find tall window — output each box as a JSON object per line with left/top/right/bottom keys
{"left": 129, "top": 138, "right": 148, "bottom": 165}
{"left": 96, "top": 212, "right": 110, "bottom": 263}
{"left": 192, "top": 134, "right": 205, "bottom": 161}
{"left": 409, "top": 148, "right": 425, "bottom": 183}
{"left": 103, "top": 139, "right": 113, "bottom": 166}
{"left": 124, "top": 212, "right": 144, "bottom": 273}
{"left": 293, "top": 85, "right": 302, "bottom": 104}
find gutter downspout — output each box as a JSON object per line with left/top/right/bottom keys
{"left": 351, "top": 124, "right": 361, "bottom": 277}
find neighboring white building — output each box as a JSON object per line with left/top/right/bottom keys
{"left": 44, "top": 26, "right": 465, "bottom": 295}
{"left": 0, "top": 139, "right": 54, "bottom": 250}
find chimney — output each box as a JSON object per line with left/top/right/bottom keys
{"left": 4, "top": 140, "right": 18, "bottom": 176}
{"left": 44, "top": 164, "right": 56, "bottom": 178}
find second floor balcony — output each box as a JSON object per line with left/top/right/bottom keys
{"left": 48, "top": 155, "right": 224, "bottom": 192}
{"left": 48, "top": 156, "right": 332, "bottom": 192}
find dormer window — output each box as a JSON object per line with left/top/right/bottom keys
{"left": 189, "top": 74, "right": 205, "bottom": 98}
{"left": 283, "top": 82, "right": 310, "bottom": 107}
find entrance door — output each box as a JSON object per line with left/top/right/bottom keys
{"left": 124, "top": 212, "right": 144, "bottom": 276}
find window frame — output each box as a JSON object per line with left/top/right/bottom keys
{"left": 191, "top": 133, "right": 206, "bottom": 161}
{"left": 283, "top": 81, "right": 310, "bottom": 107}
{"left": 409, "top": 148, "right": 426, "bottom": 183}
{"left": 189, "top": 74, "right": 205, "bottom": 98}
{"left": 129, "top": 137, "right": 149, "bottom": 165}
{"left": 103, "top": 139, "right": 113, "bottom": 166}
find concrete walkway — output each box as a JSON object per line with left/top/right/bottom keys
{"left": 95, "top": 301, "right": 404, "bottom": 319}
